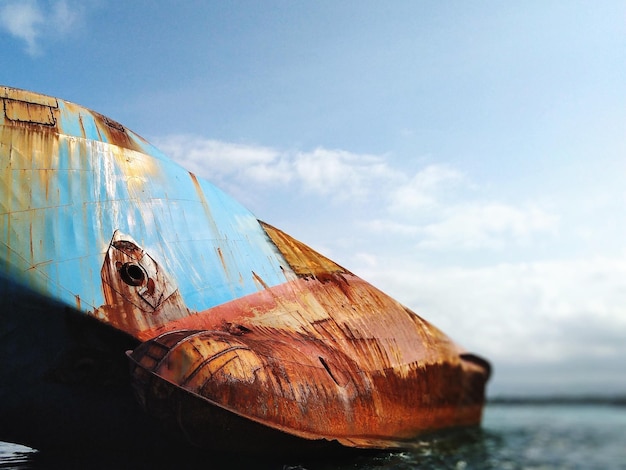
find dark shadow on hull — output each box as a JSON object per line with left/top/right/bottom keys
{"left": 0, "top": 275, "right": 387, "bottom": 459}
{"left": 0, "top": 274, "right": 192, "bottom": 453}
{"left": 0, "top": 274, "right": 491, "bottom": 461}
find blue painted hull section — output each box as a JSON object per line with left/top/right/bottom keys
{"left": 1, "top": 87, "right": 292, "bottom": 317}
{"left": 0, "top": 86, "right": 489, "bottom": 453}
{"left": 0, "top": 86, "right": 295, "bottom": 449}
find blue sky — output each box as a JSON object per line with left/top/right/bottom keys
{"left": 2, "top": 0, "right": 625, "bottom": 396}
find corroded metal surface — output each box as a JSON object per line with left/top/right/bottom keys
{"left": 96, "top": 231, "right": 191, "bottom": 336}
{"left": 1, "top": 85, "right": 490, "bottom": 452}
{"left": 128, "top": 225, "right": 489, "bottom": 449}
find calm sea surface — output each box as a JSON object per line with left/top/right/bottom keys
{"left": 1, "top": 404, "right": 624, "bottom": 469}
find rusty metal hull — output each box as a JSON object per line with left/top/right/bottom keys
{"left": 127, "top": 226, "right": 489, "bottom": 450}
{"left": 0, "top": 86, "right": 490, "bottom": 453}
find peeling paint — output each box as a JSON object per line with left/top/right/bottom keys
{"left": 1, "top": 86, "right": 490, "bottom": 453}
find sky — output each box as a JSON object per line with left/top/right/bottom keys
{"left": 1, "top": 0, "right": 625, "bottom": 397}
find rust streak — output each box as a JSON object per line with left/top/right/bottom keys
{"left": 260, "top": 221, "right": 347, "bottom": 278}
{"left": 215, "top": 247, "right": 228, "bottom": 276}
{"left": 251, "top": 271, "right": 270, "bottom": 290}
{"left": 27, "top": 259, "right": 53, "bottom": 270}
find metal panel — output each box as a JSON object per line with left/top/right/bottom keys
{"left": 0, "top": 86, "right": 490, "bottom": 453}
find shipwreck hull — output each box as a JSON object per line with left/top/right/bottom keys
{"left": 128, "top": 328, "right": 487, "bottom": 452}
{"left": 0, "top": 85, "right": 490, "bottom": 453}
{"left": 127, "top": 229, "right": 490, "bottom": 450}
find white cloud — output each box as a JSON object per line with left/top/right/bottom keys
{"left": 155, "top": 135, "right": 400, "bottom": 201}
{"left": 368, "top": 199, "right": 558, "bottom": 252}
{"left": 293, "top": 147, "right": 399, "bottom": 199}
{"left": 0, "top": 0, "right": 82, "bottom": 56}
{"left": 355, "top": 255, "right": 626, "bottom": 393}
{"left": 416, "top": 202, "right": 559, "bottom": 250}
{"left": 0, "top": 1, "right": 43, "bottom": 56}
{"left": 50, "top": 0, "right": 80, "bottom": 34}
{"left": 379, "top": 164, "right": 560, "bottom": 250}
{"left": 159, "top": 135, "right": 560, "bottom": 252}
{"left": 364, "top": 219, "right": 421, "bottom": 236}
{"left": 389, "top": 164, "right": 464, "bottom": 212}
{"left": 155, "top": 135, "right": 287, "bottom": 184}
{"left": 155, "top": 134, "right": 623, "bottom": 394}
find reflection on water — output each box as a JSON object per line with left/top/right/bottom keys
{"left": 0, "top": 442, "right": 36, "bottom": 470}
{"left": 2, "top": 404, "right": 625, "bottom": 469}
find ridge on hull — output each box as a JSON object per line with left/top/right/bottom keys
{"left": 0, "top": 86, "right": 490, "bottom": 454}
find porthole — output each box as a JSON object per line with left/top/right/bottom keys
{"left": 119, "top": 262, "right": 145, "bottom": 286}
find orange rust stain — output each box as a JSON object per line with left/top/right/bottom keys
{"left": 188, "top": 172, "right": 223, "bottom": 240}
{"left": 4, "top": 100, "right": 56, "bottom": 126}
{"left": 215, "top": 247, "right": 228, "bottom": 276}
{"left": 1, "top": 123, "right": 62, "bottom": 279}
{"left": 1, "top": 87, "right": 58, "bottom": 107}
{"left": 251, "top": 271, "right": 270, "bottom": 290}
{"left": 188, "top": 171, "right": 240, "bottom": 285}
{"left": 142, "top": 272, "right": 460, "bottom": 370}
{"left": 112, "top": 148, "right": 160, "bottom": 197}
{"left": 94, "top": 232, "right": 192, "bottom": 339}
{"left": 130, "top": 322, "right": 488, "bottom": 448}
{"left": 260, "top": 221, "right": 346, "bottom": 277}
{"left": 189, "top": 172, "right": 219, "bottom": 235}
{"left": 81, "top": 106, "right": 137, "bottom": 152}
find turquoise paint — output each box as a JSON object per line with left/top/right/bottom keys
{"left": 1, "top": 89, "right": 293, "bottom": 315}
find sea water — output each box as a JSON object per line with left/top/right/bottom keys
{"left": 1, "top": 403, "right": 625, "bottom": 469}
